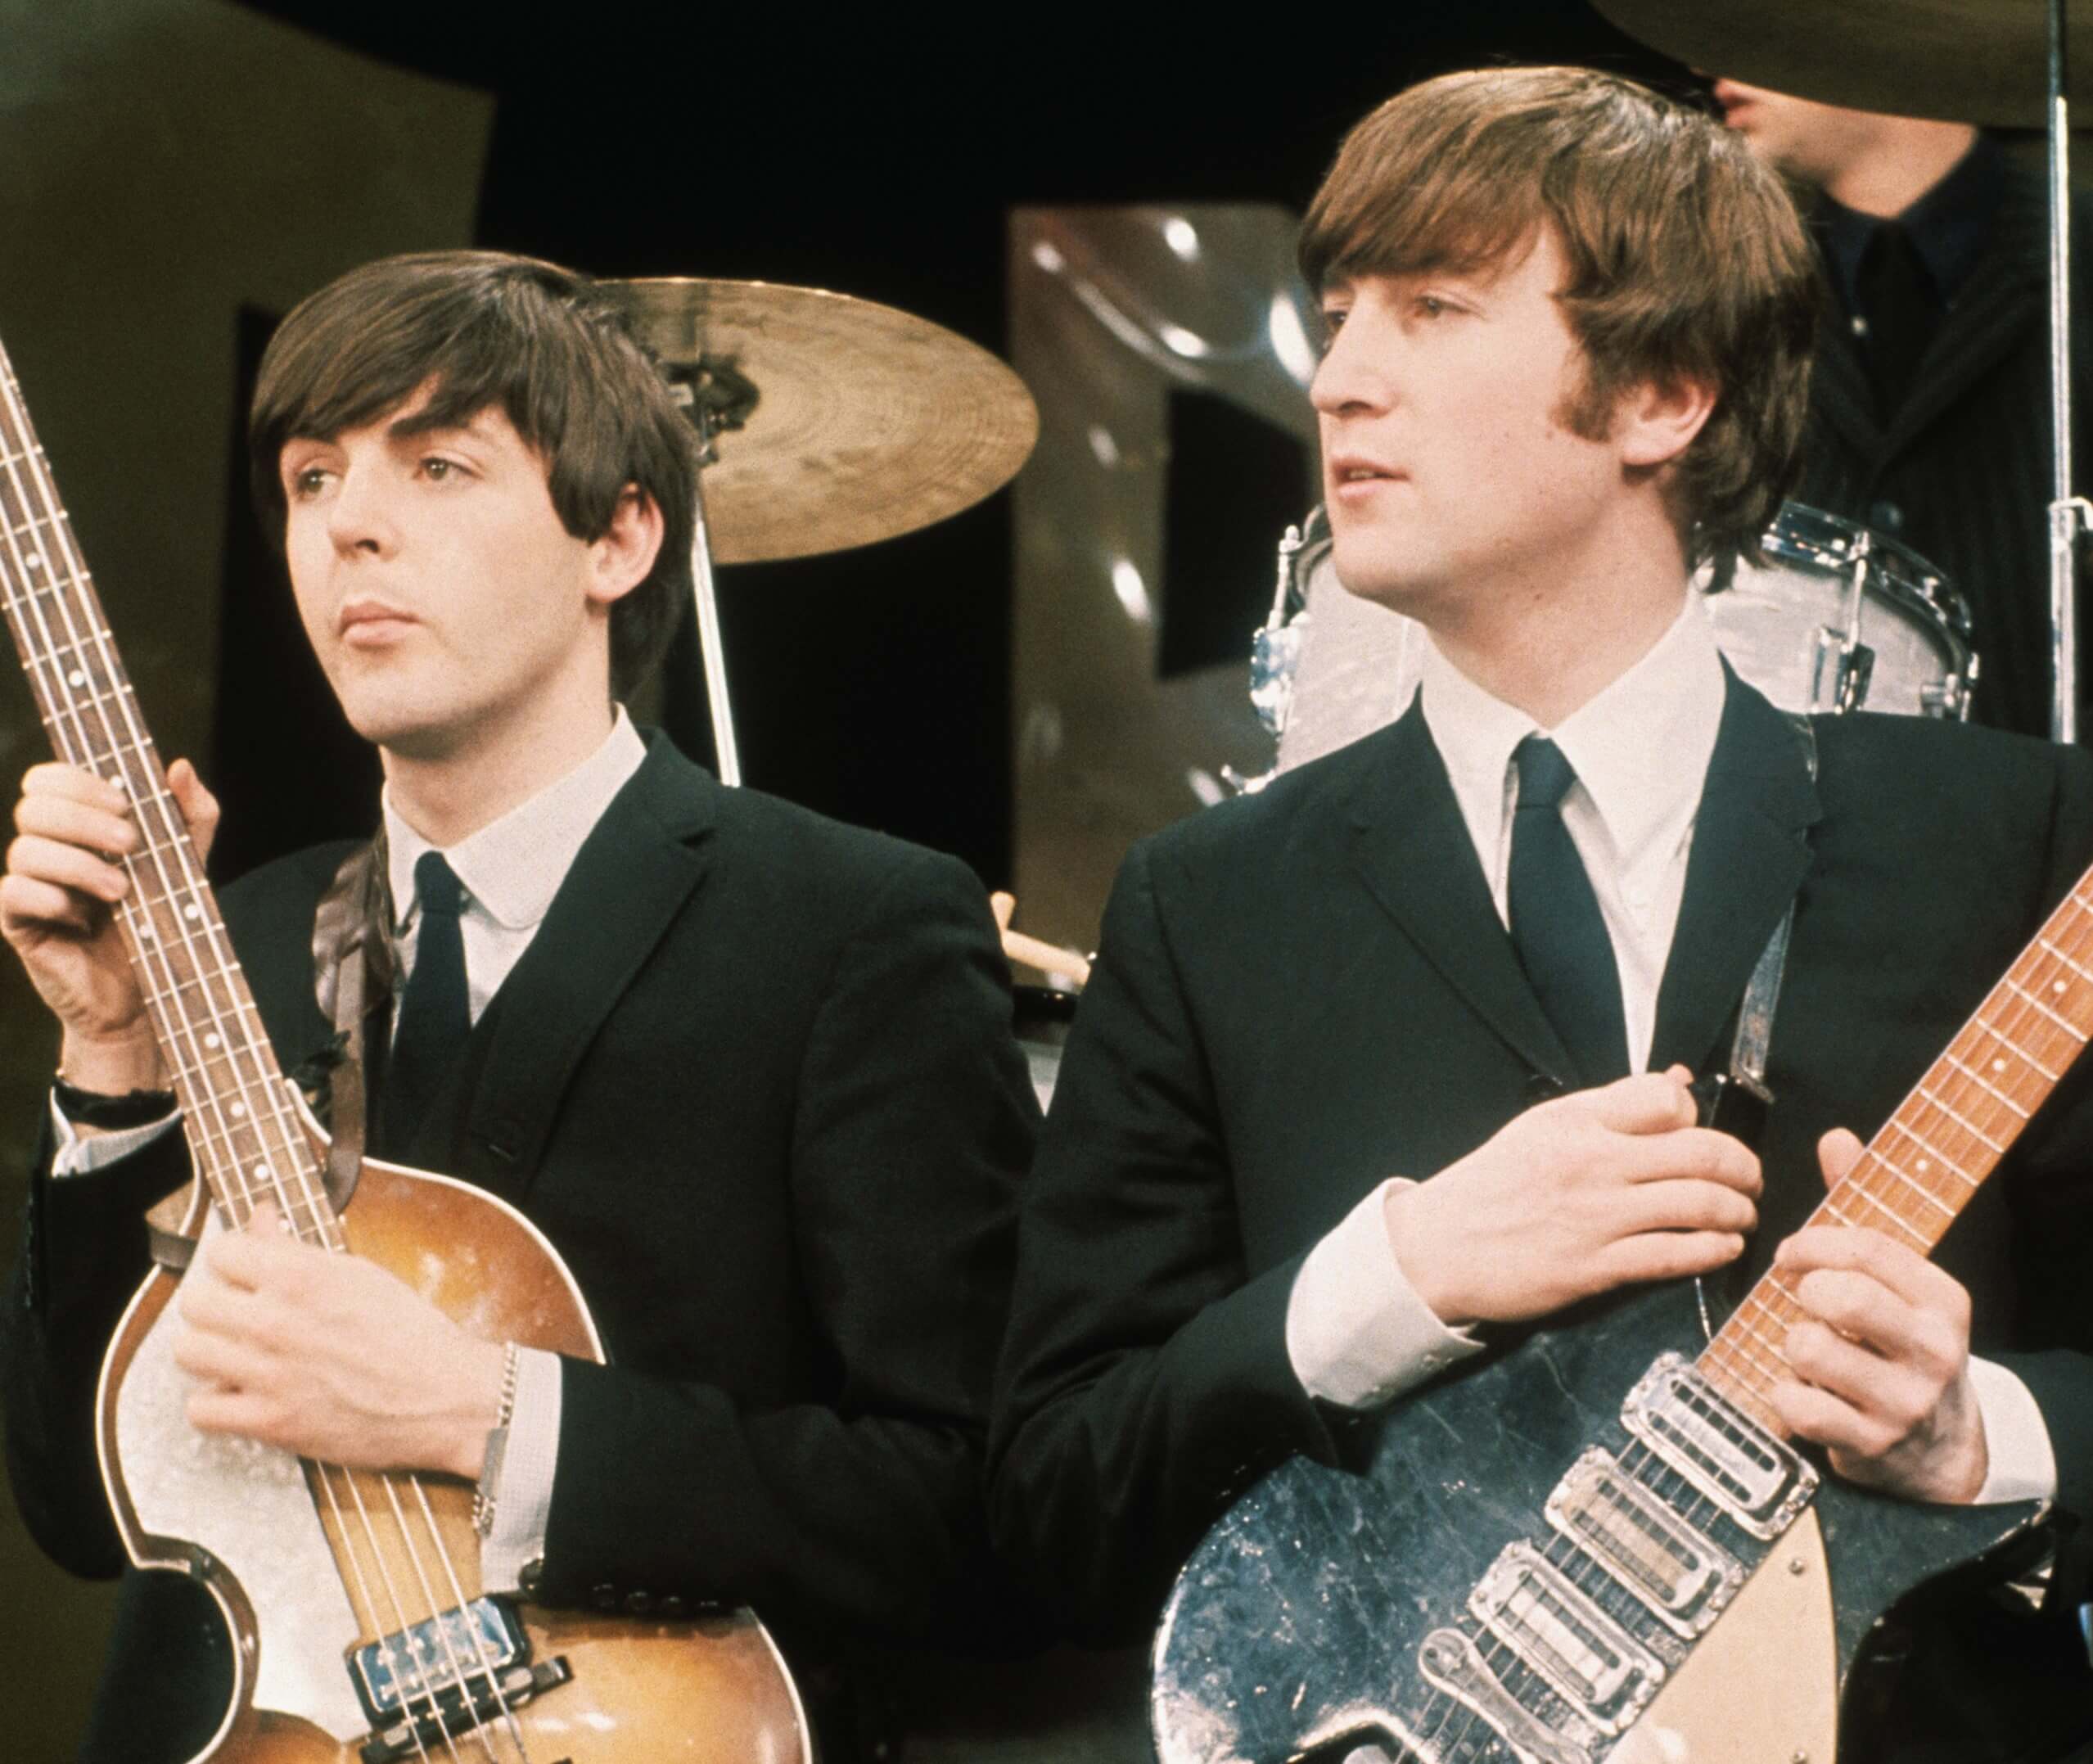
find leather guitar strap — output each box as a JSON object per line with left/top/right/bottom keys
{"left": 1694, "top": 712, "right": 1818, "bottom": 1339}
{"left": 309, "top": 830, "right": 396, "bottom": 1207}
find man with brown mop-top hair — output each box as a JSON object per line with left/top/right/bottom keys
{"left": 2, "top": 250, "right": 1035, "bottom": 1763}
{"left": 992, "top": 68, "right": 2093, "bottom": 1762}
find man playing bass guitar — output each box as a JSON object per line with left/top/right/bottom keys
{"left": 1, "top": 250, "right": 1036, "bottom": 1763}
{"left": 990, "top": 69, "right": 2093, "bottom": 1762}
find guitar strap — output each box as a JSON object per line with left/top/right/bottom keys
{"left": 309, "top": 830, "right": 396, "bottom": 1207}
{"left": 1694, "top": 711, "right": 1819, "bottom": 1340}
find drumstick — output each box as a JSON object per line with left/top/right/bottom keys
{"left": 990, "top": 891, "right": 1092, "bottom": 987}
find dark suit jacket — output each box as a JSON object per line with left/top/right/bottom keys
{"left": 990, "top": 681, "right": 2093, "bottom": 1757}
{"left": 3, "top": 734, "right": 1038, "bottom": 1762}
{"left": 1795, "top": 157, "right": 2093, "bottom": 741}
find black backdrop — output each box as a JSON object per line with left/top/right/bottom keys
{"left": 217, "top": 3, "right": 1685, "bottom": 891}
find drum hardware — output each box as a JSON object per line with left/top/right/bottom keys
{"left": 1234, "top": 502, "right": 1978, "bottom": 782}
{"left": 602, "top": 277, "right": 1041, "bottom": 785}
{"left": 1222, "top": 523, "right": 1313, "bottom": 796}
{"left": 1590, "top": 0, "right": 2087, "bottom": 741}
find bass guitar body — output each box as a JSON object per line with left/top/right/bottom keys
{"left": 96, "top": 1098, "right": 810, "bottom": 1764}
{"left": 1152, "top": 1280, "right": 2045, "bottom": 1764}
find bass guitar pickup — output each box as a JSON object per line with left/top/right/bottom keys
{"left": 1620, "top": 1353, "right": 1817, "bottom": 1541}
{"left": 352, "top": 1595, "right": 573, "bottom": 1764}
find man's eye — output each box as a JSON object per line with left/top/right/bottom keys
{"left": 290, "top": 467, "right": 329, "bottom": 498}
{"left": 1415, "top": 296, "right": 1449, "bottom": 318}
{"left": 422, "top": 458, "right": 455, "bottom": 480}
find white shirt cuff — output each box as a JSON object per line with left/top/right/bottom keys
{"left": 1286, "top": 1177, "right": 1484, "bottom": 1409}
{"left": 478, "top": 1347, "right": 562, "bottom": 1592}
{"left": 47, "top": 1092, "right": 178, "bottom": 1176}
{"left": 1967, "top": 1355, "right": 2057, "bottom": 1506}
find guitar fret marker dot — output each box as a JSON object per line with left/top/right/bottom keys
{"left": 1993, "top": 1059, "right": 2008, "bottom": 1072}
{"left": 251, "top": 1166, "right": 271, "bottom": 1183}
{"left": 183, "top": 905, "right": 201, "bottom": 921}
{"left": 1917, "top": 1158, "right": 1931, "bottom": 1172}
{"left": 203, "top": 1033, "right": 220, "bottom": 1049}
{"left": 2055, "top": 981, "right": 2068, "bottom": 995}
{"left": 66, "top": 670, "right": 84, "bottom": 688}
{"left": 229, "top": 1103, "right": 246, "bottom": 1118}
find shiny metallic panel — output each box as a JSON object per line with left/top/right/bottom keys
{"left": 1011, "top": 205, "right": 1318, "bottom": 951}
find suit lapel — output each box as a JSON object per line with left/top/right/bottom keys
{"left": 407, "top": 736, "right": 719, "bottom": 1190}
{"left": 1649, "top": 674, "right": 1820, "bottom": 1076}
{"left": 1344, "top": 706, "right": 1577, "bottom": 1085}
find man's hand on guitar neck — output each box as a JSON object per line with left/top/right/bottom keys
{"left": 1768, "top": 1128, "right": 1990, "bottom": 1505}
{"left": 1383, "top": 1067, "right": 1762, "bottom": 1327}
{"left": 173, "top": 1199, "right": 510, "bottom": 1481}
{"left": 1, "top": 758, "right": 219, "bottom": 1103}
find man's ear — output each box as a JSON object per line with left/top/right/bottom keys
{"left": 1616, "top": 373, "right": 1718, "bottom": 471}
{"left": 586, "top": 485, "right": 665, "bottom": 607}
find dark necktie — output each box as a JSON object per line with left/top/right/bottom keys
{"left": 383, "top": 850, "right": 470, "bottom": 1153}
{"left": 1509, "top": 736, "right": 1630, "bottom": 1086}
{"left": 1852, "top": 219, "right": 1938, "bottom": 422}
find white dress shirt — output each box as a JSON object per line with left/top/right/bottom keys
{"left": 1282, "top": 599, "right": 2055, "bottom": 1504}
{"left": 52, "top": 707, "right": 649, "bottom": 1586}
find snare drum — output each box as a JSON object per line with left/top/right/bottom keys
{"left": 1254, "top": 502, "right": 1978, "bottom": 774}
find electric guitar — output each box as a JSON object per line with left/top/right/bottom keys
{"left": 1150, "top": 842, "right": 2093, "bottom": 1762}
{"left": 0, "top": 341, "right": 810, "bottom": 1761}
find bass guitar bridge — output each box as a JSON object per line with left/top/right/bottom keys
{"left": 353, "top": 1595, "right": 572, "bottom": 1764}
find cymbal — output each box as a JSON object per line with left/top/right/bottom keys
{"left": 602, "top": 277, "right": 1039, "bottom": 565}
{"left": 1592, "top": 0, "right": 2093, "bottom": 128}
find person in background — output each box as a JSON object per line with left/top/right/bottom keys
{"left": 1716, "top": 76, "right": 2093, "bottom": 739}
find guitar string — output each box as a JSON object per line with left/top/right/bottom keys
{"left": 1406, "top": 904, "right": 2093, "bottom": 1762}
{"left": 0, "top": 362, "right": 322, "bottom": 1243}
{"left": 0, "top": 361, "right": 519, "bottom": 1758}
{"left": 309, "top": 1467, "right": 444, "bottom": 1764}
{"left": 401, "top": 1468, "right": 537, "bottom": 1761}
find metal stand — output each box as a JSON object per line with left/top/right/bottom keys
{"left": 688, "top": 442, "right": 742, "bottom": 787}
{"left": 2049, "top": 0, "right": 2089, "bottom": 742}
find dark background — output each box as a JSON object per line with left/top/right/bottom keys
{"left": 0, "top": 3, "right": 1685, "bottom": 1752}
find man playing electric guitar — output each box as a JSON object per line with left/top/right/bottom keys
{"left": 990, "top": 70, "right": 2093, "bottom": 1762}
{"left": 1, "top": 250, "right": 1037, "bottom": 1762}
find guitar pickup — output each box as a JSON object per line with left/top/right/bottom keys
{"left": 352, "top": 1595, "right": 572, "bottom": 1764}
{"left": 1545, "top": 1447, "right": 1744, "bottom": 1637}
{"left": 1468, "top": 1543, "right": 1665, "bottom": 1734}
{"left": 1620, "top": 1353, "right": 1817, "bottom": 1541}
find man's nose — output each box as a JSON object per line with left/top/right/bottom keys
{"left": 326, "top": 467, "right": 399, "bottom": 558}
{"left": 1310, "top": 317, "right": 1395, "bottom": 418}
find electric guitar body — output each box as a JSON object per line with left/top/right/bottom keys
{"left": 1153, "top": 1278, "right": 2045, "bottom": 1764}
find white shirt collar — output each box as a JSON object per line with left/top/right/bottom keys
{"left": 1419, "top": 596, "right": 1727, "bottom": 867}
{"left": 385, "top": 707, "right": 649, "bottom": 932}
